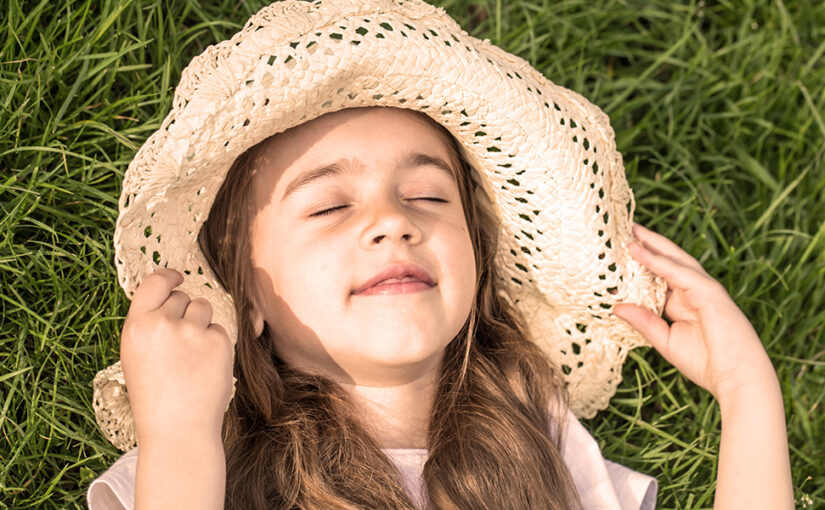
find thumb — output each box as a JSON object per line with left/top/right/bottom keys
{"left": 613, "top": 303, "right": 672, "bottom": 357}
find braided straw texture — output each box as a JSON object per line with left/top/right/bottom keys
{"left": 93, "top": 0, "right": 667, "bottom": 452}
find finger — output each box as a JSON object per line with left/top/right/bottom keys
{"left": 206, "top": 322, "right": 232, "bottom": 349}
{"left": 628, "top": 240, "right": 718, "bottom": 297}
{"left": 613, "top": 303, "right": 706, "bottom": 383}
{"left": 159, "top": 290, "right": 191, "bottom": 318}
{"left": 631, "top": 222, "right": 710, "bottom": 277}
{"left": 612, "top": 303, "right": 672, "bottom": 356}
{"left": 183, "top": 298, "right": 213, "bottom": 329}
{"left": 129, "top": 268, "right": 185, "bottom": 315}
{"left": 207, "top": 322, "right": 231, "bottom": 344}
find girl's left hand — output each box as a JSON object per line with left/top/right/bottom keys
{"left": 612, "top": 222, "right": 777, "bottom": 404}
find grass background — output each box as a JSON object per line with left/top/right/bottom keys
{"left": 1, "top": 0, "right": 823, "bottom": 508}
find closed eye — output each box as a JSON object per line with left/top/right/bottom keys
{"left": 309, "top": 197, "right": 448, "bottom": 218}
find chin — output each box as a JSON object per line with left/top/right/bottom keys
{"left": 354, "top": 334, "right": 449, "bottom": 366}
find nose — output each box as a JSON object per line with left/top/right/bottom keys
{"left": 359, "top": 195, "right": 423, "bottom": 249}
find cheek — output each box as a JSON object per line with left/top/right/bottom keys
{"left": 462, "top": 234, "right": 477, "bottom": 294}
{"left": 442, "top": 221, "right": 477, "bottom": 297}
{"left": 250, "top": 221, "right": 309, "bottom": 304}
{"left": 276, "top": 239, "right": 347, "bottom": 301}
{"left": 253, "top": 242, "right": 342, "bottom": 340}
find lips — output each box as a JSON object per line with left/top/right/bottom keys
{"left": 353, "top": 263, "right": 436, "bottom": 295}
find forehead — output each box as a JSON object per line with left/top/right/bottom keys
{"left": 248, "top": 107, "right": 458, "bottom": 204}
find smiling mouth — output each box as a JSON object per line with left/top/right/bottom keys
{"left": 354, "top": 277, "right": 436, "bottom": 296}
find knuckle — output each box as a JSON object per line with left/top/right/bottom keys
{"left": 206, "top": 324, "right": 225, "bottom": 339}
{"left": 170, "top": 289, "right": 190, "bottom": 301}
{"left": 124, "top": 312, "right": 150, "bottom": 334}
{"left": 703, "top": 277, "right": 727, "bottom": 295}
{"left": 179, "top": 319, "right": 203, "bottom": 338}
{"left": 191, "top": 297, "right": 212, "bottom": 311}
{"left": 155, "top": 314, "right": 179, "bottom": 336}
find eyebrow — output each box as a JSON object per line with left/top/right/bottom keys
{"left": 281, "top": 151, "right": 456, "bottom": 202}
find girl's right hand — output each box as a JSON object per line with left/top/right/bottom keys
{"left": 120, "top": 268, "right": 234, "bottom": 445}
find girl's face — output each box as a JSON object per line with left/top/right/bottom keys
{"left": 247, "top": 107, "right": 476, "bottom": 386}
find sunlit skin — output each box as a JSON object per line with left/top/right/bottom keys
{"left": 245, "top": 106, "right": 477, "bottom": 448}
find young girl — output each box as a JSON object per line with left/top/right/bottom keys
{"left": 87, "top": 1, "right": 793, "bottom": 509}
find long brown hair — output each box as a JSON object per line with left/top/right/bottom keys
{"left": 199, "top": 107, "right": 584, "bottom": 509}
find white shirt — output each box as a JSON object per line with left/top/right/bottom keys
{"left": 86, "top": 408, "right": 657, "bottom": 509}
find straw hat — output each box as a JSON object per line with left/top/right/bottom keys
{"left": 92, "top": 0, "right": 667, "bottom": 452}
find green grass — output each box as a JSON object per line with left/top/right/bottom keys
{"left": 1, "top": 0, "right": 822, "bottom": 508}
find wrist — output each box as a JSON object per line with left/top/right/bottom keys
{"left": 715, "top": 365, "right": 783, "bottom": 415}
{"left": 137, "top": 426, "right": 224, "bottom": 452}
{"left": 134, "top": 424, "right": 226, "bottom": 510}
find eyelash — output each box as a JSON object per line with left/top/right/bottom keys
{"left": 310, "top": 197, "right": 448, "bottom": 218}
